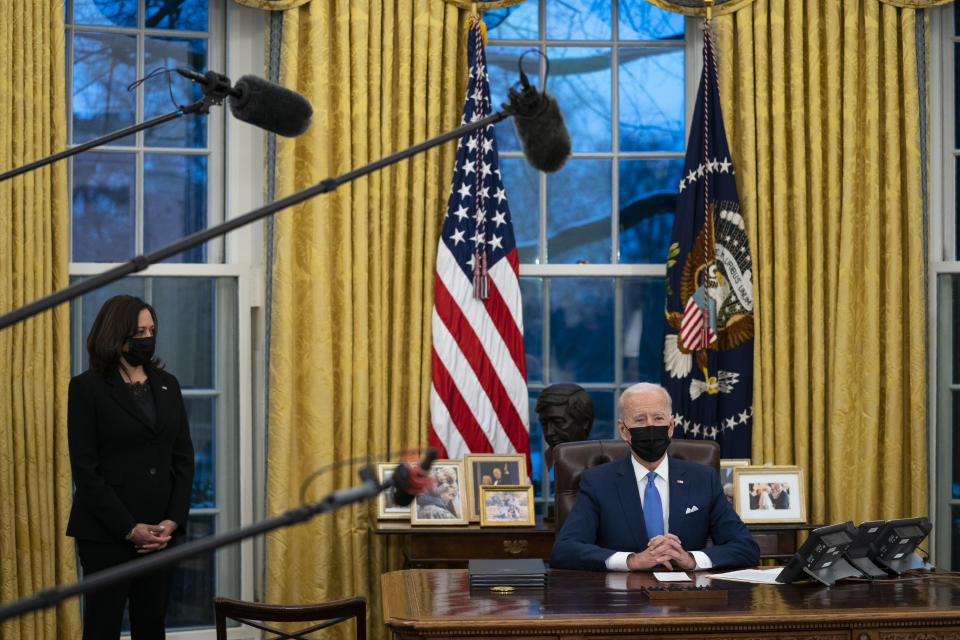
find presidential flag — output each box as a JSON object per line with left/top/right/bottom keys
{"left": 661, "top": 24, "right": 753, "bottom": 458}
{"left": 429, "top": 19, "right": 530, "bottom": 465}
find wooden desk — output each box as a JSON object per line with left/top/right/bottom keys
{"left": 374, "top": 519, "right": 815, "bottom": 567}
{"left": 381, "top": 568, "right": 960, "bottom": 640}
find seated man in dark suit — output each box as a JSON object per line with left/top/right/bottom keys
{"left": 551, "top": 382, "right": 759, "bottom": 572}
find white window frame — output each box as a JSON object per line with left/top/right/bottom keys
{"left": 930, "top": 2, "right": 956, "bottom": 570}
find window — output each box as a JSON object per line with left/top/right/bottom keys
{"left": 66, "top": 0, "right": 224, "bottom": 263}
{"left": 64, "top": 1, "right": 250, "bottom": 634}
{"left": 485, "top": 0, "right": 691, "bottom": 507}
{"left": 932, "top": 2, "right": 960, "bottom": 571}
{"left": 68, "top": 274, "right": 242, "bottom": 631}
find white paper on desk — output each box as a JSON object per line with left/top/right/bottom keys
{"left": 654, "top": 571, "right": 693, "bottom": 582}
{"left": 706, "top": 568, "right": 784, "bottom": 584}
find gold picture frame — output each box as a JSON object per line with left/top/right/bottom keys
{"left": 732, "top": 465, "right": 806, "bottom": 524}
{"left": 375, "top": 462, "right": 412, "bottom": 520}
{"left": 463, "top": 453, "right": 528, "bottom": 522}
{"left": 478, "top": 485, "right": 535, "bottom": 527}
{"left": 409, "top": 460, "right": 469, "bottom": 525}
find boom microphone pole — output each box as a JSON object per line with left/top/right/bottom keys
{"left": 0, "top": 449, "right": 437, "bottom": 623}
{"left": 0, "top": 69, "right": 313, "bottom": 184}
{"left": 0, "top": 54, "right": 570, "bottom": 331}
{"left": 0, "top": 110, "right": 514, "bottom": 330}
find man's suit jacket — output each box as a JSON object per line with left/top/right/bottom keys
{"left": 66, "top": 367, "right": 195, "bottom": 543}
{"left": 550, "top": 454, "right": 759, "bottom": 571}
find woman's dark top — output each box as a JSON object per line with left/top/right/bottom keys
{"left": 66, "top": 367, "right": 194, "bottom": 542}
{"left": 127, "top": 379, "right": 156, "bottom": 427}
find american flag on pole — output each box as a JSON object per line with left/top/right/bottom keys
{"left": 661, "top": 23, "right": 754, "bottom": 459}
{"left": 429, "top": 18, "right": 530, "bottom": 465}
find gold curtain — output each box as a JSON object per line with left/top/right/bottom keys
{"left": 265, "top": 1, "right": 464, "bottom": 638}
{"left": 0, "top": 2, "right": 79, "bottom": 639}
{"left": 713, "top": 0, "right": 927, "bottom": 525}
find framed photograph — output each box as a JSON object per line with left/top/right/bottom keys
{"left": 376, "top": 462, "right": 412, "bottom": 520}
{"left": 732, "top": 465, "right": 806, "bottom": 524}
{"left": 463, "top": 453, "right": 528, "bottom": 522}
{"left": 478, "top": 485, "right": 535, "bottom": 527}
{"left": 720, "top": 458, "right": 751, "bottom": 505}
{"left": 410, "top": 460, "right": 468, "bottom": 525}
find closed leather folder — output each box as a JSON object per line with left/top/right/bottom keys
{"left": 469, "top": 559, "right": 546, "bottom": 587}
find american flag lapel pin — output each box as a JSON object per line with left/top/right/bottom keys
{"left": 676, "top": 479, "right": 684, "bottom": 484}
{"left": 161, "top": 386, "right": 168, "bottom": 390}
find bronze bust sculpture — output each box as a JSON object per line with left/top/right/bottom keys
{"left": 535, "top": 383, "right": 594, "bottom": 469}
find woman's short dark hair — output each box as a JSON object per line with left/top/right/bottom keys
{"left": 86, "top": 295, "right": 159, "bottom": 372}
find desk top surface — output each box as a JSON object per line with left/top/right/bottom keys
{"left": 382, "top": 568, "right": 960, "bottom": 632}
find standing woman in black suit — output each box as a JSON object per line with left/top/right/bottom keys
{"left": 67, "top": 294, "right": 195, "bottom": 640}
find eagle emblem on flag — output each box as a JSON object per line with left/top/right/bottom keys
{"left": 664, "top": 200, "right": 754, "bottom": 386}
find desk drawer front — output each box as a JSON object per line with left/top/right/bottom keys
{"left": 407, "top": 533, "right": 553, "bottom": 562}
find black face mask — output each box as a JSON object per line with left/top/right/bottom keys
{"left": 124, "top": 336, "right": 156, "bottom": 367}
{"left": 627, "top": 425, "right": 671, "bottom": 463}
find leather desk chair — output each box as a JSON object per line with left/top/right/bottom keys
{"left": 553, "top": 439, "right": 721, "bottom": 530}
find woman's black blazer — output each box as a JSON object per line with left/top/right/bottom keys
{"left": 66, "top": 367, "right": 195, "bottom": 543}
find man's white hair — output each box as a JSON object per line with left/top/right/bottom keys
{"left": 618, "top": 382, "right": 673, "bottom": 420}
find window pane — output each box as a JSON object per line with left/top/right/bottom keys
{"left": 146, "top": 0, "right": 209, "bottom": 31}
{"left": 528, "top": 389, "right": 543, "bottom": 503}
{"left": 953, "top": 506, "right": 960, "bottom": 571}
{"left": 185, "top": 396, "right": 215, "bottom": 508}
{"left": 618, "top": 158, "right": 681, "bottom": 262}
{"left": 486, "top": 3, "right": 539, "bottom": 40}
{"left": 622, "top": 277, "right": 667, "bottom": 384}
{"left": 618, "top": 0, "right": 684, "bottom": 40}
{"left": 548, "top": 46, "right": 612, "bottom": 153}
{"left": 72, "top": 152, "right": 136, "bottom": 262}
{"left": 143, "top": 153, "right": 208, "bottom": 263}
{"left": 619, "top": 47, "right": 685, "bottom": 152}
{"left": 144, "top": 37, "right": 209, "bottom": 148}
{"left": 549, "top": 277, "right": 615, "bottom": 382}
{"left": 167, "top": 513, "right": 216, "bottom": 629}
{"left": 956, "top": 158, "right": 960, "bottom": 260}
{"left": 521, "top": 277, "right": 543, "bottom": 383}
{"left": 954, "top": 388, "right": 960, "bottom": 500}
{"left": 486, "top": 46, "right": 531, "bottom": 153}
{"left": 547, "top": 0, "right": 612, "bottom": 41}
{"left": 151, "top": 277, "right": 215, "bottom": 387}
{"left": 70, "top": 278, "right": 148, "bottom": 371}
{"left": 956, "top": 43, "right": 960, "bottom": 149}
{"left": 546, "top": 158, "right": 612, "bottom": 264}
{"left": 954, "top": 277, "right": 960, "bottom": 385}
{"left": 585, "top": 389, "right": 615, "bottom": 440}
{"left": 73, "top": 32, "right": 138, "bottom": 145}
{"left": 72, "top": 0, "right": 136, "bottom": 27}
{"left": 501, "top": 157, "right": 540, "bottom": 263}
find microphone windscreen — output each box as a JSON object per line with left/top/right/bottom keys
{"left": 513, "top": 91, "right": 571, "bottom": 173}
{"left": 228, "top": 75, "right": 313, "bottom": 138}
{"left": 390, "top": 463, "right": 416, "bottom": 507}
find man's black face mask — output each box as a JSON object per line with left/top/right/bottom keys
{"left": 627, "top": 424, "right": 671, "bottom": 462}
